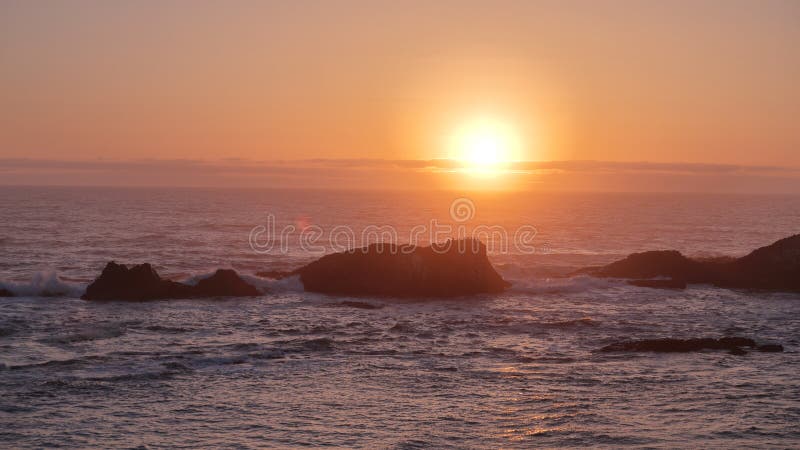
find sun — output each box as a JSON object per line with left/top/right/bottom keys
{"left": 448, "top": 118, "right": 521, "bottom": 170}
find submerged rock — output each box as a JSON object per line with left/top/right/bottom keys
{"left": 598, "top": 336, "right": 783, "bottom": 355}
{"left": 579, "top": 234, "right": 800, "bottom": 292}
{"left": 297, "top": 239, "right": 510, "bottom": 297}
{"left": 82, "top": 262, "right": 260, "bottom": 301}
{"left": 756, "top": 344, "right": 784, "bottom": 352}
{"left": 0, "top": 288, "right": 13, "bottom": 297}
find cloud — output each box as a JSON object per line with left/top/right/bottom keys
{"left": 1, "top": 157, "right": 799, "bottom": 193}
{"left": 283, "top": 158, "right": 799, "bottom": 175}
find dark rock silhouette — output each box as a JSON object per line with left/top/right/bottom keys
{"left": 579, "top": 234, "right": 800, "bottom": 291}
{"left": 194, "top": 269, "right": 260, "bottom": 297}
{"left": 0, "top": 288, "right": 13, "bottom": 297}
{"left": 721, "top": 234, "right": 800, "bottom": 290}
{"left": 590, "top": 250, "right": 708, "bottom": 280}
{"left": 82, "top": 262, "right": 191, "bottom": 300}
{"left": 296, "top": 239, "right": 510, "bottom": 297}
{"left": 599, "top": 337, "right": 782, "bottom": 355}
{"left": 82, "top": 262, "right": 260, "bottom": 300}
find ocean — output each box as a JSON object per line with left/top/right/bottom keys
{"left": 1, "top": 186, "right": 799, "bottom": 448}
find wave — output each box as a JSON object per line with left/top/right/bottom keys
{"left": 300, "top": 337, "right": 335, "bottom": 351}
{"left": 85, "top": 362, "right": 194, "bottom": 383}
{"left": 0, "top": 269, "right": 307, "bottom": 299}
{"left": 244, "top": 274, "right": 304, "bottom": 293}
{"left": 0, "top": 271, "right": 86, "bottom": 298}
{"left": 0, "top": 269, "right": 615, "bottom": 299}
{"left": 542, "top": 317, "right": 598, "bottom": 328}
{"left": 7, "top": 355, "right": 111, "bottom": 371}
{"left": 43, "top": 323, "right": 127, "bottom": 344}
{"left": 180, "top": 270, "right": 304, "bottom": 293}
{"left": 0, "top": 316, "right": 28, "bottom": 337}
{"left": 508, "top": 275, "right": 624, "bottom": 294}
{"left": 143, "top": 325, "right": 193, "bottom": 333}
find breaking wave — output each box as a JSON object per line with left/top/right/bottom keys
{"left": 0, "top": 270, "right": 306, "bottom": 299}
{"left": 508, "top": 275, "right": 623, "bottom": 294}
{"left": 244, "top": 274, "right": 304, "bottom": 293}
{"left": 0, "top": 271, "right": 86, "bottom": 298}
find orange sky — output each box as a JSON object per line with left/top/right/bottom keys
{"left": 1, "top": 1, "right": 799, "bottom": 187}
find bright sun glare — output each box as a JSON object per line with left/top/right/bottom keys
{"left": 449, "top": 118, "right": 521, "bottom": 171}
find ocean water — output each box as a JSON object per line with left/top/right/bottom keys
{"left": 1, "top": 186, "right": 799, "bottom": 448}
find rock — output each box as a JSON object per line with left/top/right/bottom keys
{"left": 579, "top": 234, "right": 800, "bottom": 292}
{"left": 82, "top": 262, "right": 260, "bottom": 301}
{"left": 588, "top": 250, "right": 708, "bottom": 281}
{"left": 297, "top": 238, "right": 510, "bottom": 297}
{"left": 627, "top": 278, "right": 687, "bottom": 289}
{"left": 194, "top": 269, "right": 260, "bottom": 297}
{"left": 717, "top": 336, "right": 757, "bottom": 348}
{"left": 0, "top": 288, "right": 13, "bottom": 297}
{"left": 598, "top": 337, "right": 759, "bottom": 353}
{"left": 722, "top": 235, "right": 800, "bottom": 291}
{"left": 82, "top": 262, "right": 192, "bottom": 301}
{"left": 729, "top": 347, "right": 748, "bottom": 356}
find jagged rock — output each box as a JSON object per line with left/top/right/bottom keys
{"left": 81, "top": 262, "right": 192, "bottom": 300}
{"left": 598, "top": 337, "right": 775, "bottom": 355}
{"left": 82, "top": 262, "right": 260, "bottom": 301}
{"left": 296, "top": 239, "right": 510, "bottom": 297}
{"left": 194, "top": 269, "right": 260, "bottom": 297}
{"left": 579, "top": 234, "right": 800, "bottom": 292}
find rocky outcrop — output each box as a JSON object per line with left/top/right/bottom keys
{"left": 194, "top": 269, "right": 260, "bottom": 297}
{"left": 599, "top": 337, "right": 783, "bottom": 355}
{"left": 296, "top": 239, "right": 510, "bottom": 297}
{"left": 586, "top": 250, "right": 712, "bottom": 282}
{"left": 82, "top": 262, "right": 260, "bottom": 301}
{"left": 720, "top": 234, "right": 800, "bottom": 290}
{"left": 81, "top": 262, "right": 190, "bottom": 300}
{"left": 579, "top": 234, "right": 800, "bottom": 292}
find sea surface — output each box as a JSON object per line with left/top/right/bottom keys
{"left": 1, "top": 186, "right": 799, "bottom": 448}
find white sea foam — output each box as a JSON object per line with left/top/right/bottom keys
{"left": 507, "top": 275, "right": 624, "bottom": 294}
{"left": 242, "top": 274, "right": 304, "bottom": 293}
{"left": 0, "top": 271, "right": 86, "bottom": 298}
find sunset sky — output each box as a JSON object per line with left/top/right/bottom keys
{"left": 1, "top": 0, "right": 799, "bottom": 191}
